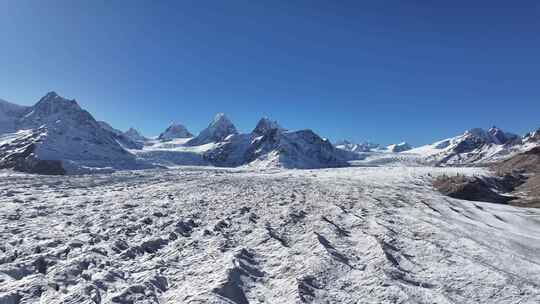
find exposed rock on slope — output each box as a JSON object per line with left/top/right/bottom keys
{"left": 204, "top": 118, "right": 347, "bottom": 169}
{"left": 124, "top": 127, "right": 147, "bottom": 142}
{"left": 0, "top": 92, "right": 145, "bottom": 174}
{"left": 434, "top": 146, "right": 540, "bottom": 207}
{"left": 433, "top": 174, "right": 521, "bottom": 204}
{"left": 524, "top": 129, "right": 540, "bottom": 145}
{"left": 409, "top": 127, "right": 527, "bottom": 165}
{"left": 158, "top": 123, "right": 192, "bottom": 141}
{"left": 0, "top": 128, "right": 65, "bottom": 174}
{"left": 97, "top": 120, "right": 123, "bottom": 136}
{"left": 98, "top": 121, "right": 144, "bottom": 150}
{"left": 493, "top": 147, "right": 540, "bottom": 207}
{"left": 252, "top": 117, "right": 283, "bottom": 136}
{"left": 186, "top": 113, "right": 237, "bottom": 146}
{"left": 0, "top": 98, "right": 29, "bottom": 134}
{"left": 496, "top": 146, "right": 540, "bottom": 174}
{"left": 335, "top": 140, "right": 379, "bottom": 153}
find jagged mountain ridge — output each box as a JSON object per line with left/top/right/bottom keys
{"left": 203, "top": 118, "right": 347, "bottom": 169}
{"left": 2, "top": 92, "right": 539, "bottom": 173}
{"left": 186, "top": 113, "right": 238, "bottom": 146}
{"left": 0, "top": 92, "right": 146, "bottom": 174}
{"left": 408, "top": 126, "right": 538, "bottom": 165}
{"left": 158, "top": 123, "right": 192, "bottom": 141}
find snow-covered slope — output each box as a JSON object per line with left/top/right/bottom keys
{"left": 387, "top": 142, "right": 412, "bottom": 153}
{"left": 1, "top": 166, "right": 539, "bottom": 303}
{"left": 252, "top": 117, "right": 284, "bottom": 136}
{"left": 97, "top": 121, "right": 123, "bottom": 136}
{"left": 124, "top": 127, "right": 147, "bottom": 142}
{"left": 204, "top": 118, "right": 347, "bottom": 169}
{"left": 335, "top": 140, "right": 380, "bottom": 153}
{"left": 158, "top": 123, "right": 192, "bottom": 141}
{"left": 0, "top": 92, "right": 149, "bottom": 174}
{"left": 0, "top": 98, "right": 30, "bottom": 134}
{"left": 97, "top": 122, "right": 145, "bottom": 150}
{"left": 524, "top": 128, "right": 540, "bottom": 146}
{"left": 409, "top": 127, "right": 532, "bottom": 165}
{"left": 186, "top": 113, "right": 238, "bottom": 146}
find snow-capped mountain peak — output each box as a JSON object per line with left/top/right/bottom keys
{"left": 408, "top": 126, "right": 530, "bottom": 165}
{"left": 186, "top": 113, "right": 238, "bottom": 146}
{"left": 210, "top": 113, "right": 236, "bottom": 133}
{"left": 33, "top": 91, "right": 80, "bottom": 114}
{"left": 252, "top": 117, "right": 283, "bottom": 136}
{"left": 158, "top": 123, "right": 192, "bottom": 141}
{"left": 461, "top": 127, "right": 518, "bottom": 146}
{"left": 524, "top": 128, "right": 540, "bottom": 144}
{"left": 0, "top": 92, "right": 148, "bottom": 174}
{"left": 125, "top": 127, "right": 146, "bottom": 141}
{"left": 487, "top": 126, "right": 519, "bottom": 145}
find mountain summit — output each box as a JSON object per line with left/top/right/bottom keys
{"left": 252, "top": 117, "right": 283, "bottom": 137}
{"left": 202, "top": 117, "right": 347, "bottom": 169}
{"left": 0, "top": 92, "right": 146, "bottom": 174}
{"left": 158, "top": 123, "right": 192, "bottom": 141}
{"left": 186, "top": 113, "right": 238, "bottom": 146}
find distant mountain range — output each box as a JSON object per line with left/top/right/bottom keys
{"left": 0, "top": 92, "right": 347, "bottom": 174}
{"left": 1, "top": 92, "right": 538, "bottom": 174}
{"left": 407, "top": 127, "right": 540, "bottom": 165}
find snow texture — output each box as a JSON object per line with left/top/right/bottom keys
{"left": 0, "top": 166, "right": 539, "bottom": 303}
{"left": 387, "top": 142, "right": 412, "bottom": 153}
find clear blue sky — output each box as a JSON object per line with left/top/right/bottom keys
{"left": 1, "top": 1, "right": 539, "bottom": 145}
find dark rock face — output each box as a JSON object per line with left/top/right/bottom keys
{"left": 433, "top": 175, "right": 521, "bottom": 204}
{"left": 494, "top": 146, "right": 540, "bottom": 174}
{"left": 203, "top": 118, "right": 347, "bottom": 169}
{"left": 14, "top": 157, "right": 65, "bottom": 175}
{"left": 158, "top": 124, "right": 192, "bottom": 141}
{"left": 434, "top": 146, "right": 540, "bottom": 206}
{"left": 0, "top": 92, "right": 138, "bottom": 174}
{"left": 0, "top": 129, "right": 65, "bottom": 175}
{"left": 187, "top": 113, "right": 238, "bottom": 146}
{"left": 251, "top": 118, "right": 282, "bottom": 137}
{"left": 524, "top": 129, "right": 540, "bottom": 143}
{"left": 487, "top": 127, "right": 520, "bottom": 145}
{"left": 245, "top": 128, "right": 347, "bottom": 168}
{"left": 491, "top": 147, "right": 540, "bottom": 207}
{"left": 452, "top": 135, "right": 486, "bottom": 154}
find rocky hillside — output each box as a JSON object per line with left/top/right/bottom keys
{"left": 158, "top": 123, "right": 192, "bottom": 141}
{"left": 434, "top": 146, "right": 540, "bottom": 207}
{"left": 186, "top": 113, "right": 237, "bottom": 146}
{"left": 204, "top": 118, "right": 347, "bottom": 169}
{"left": 0, "top": 92, "right": 147, "bottom": 174}
{"left": 409, "top": 127, "right": 536, "bottom": 165}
